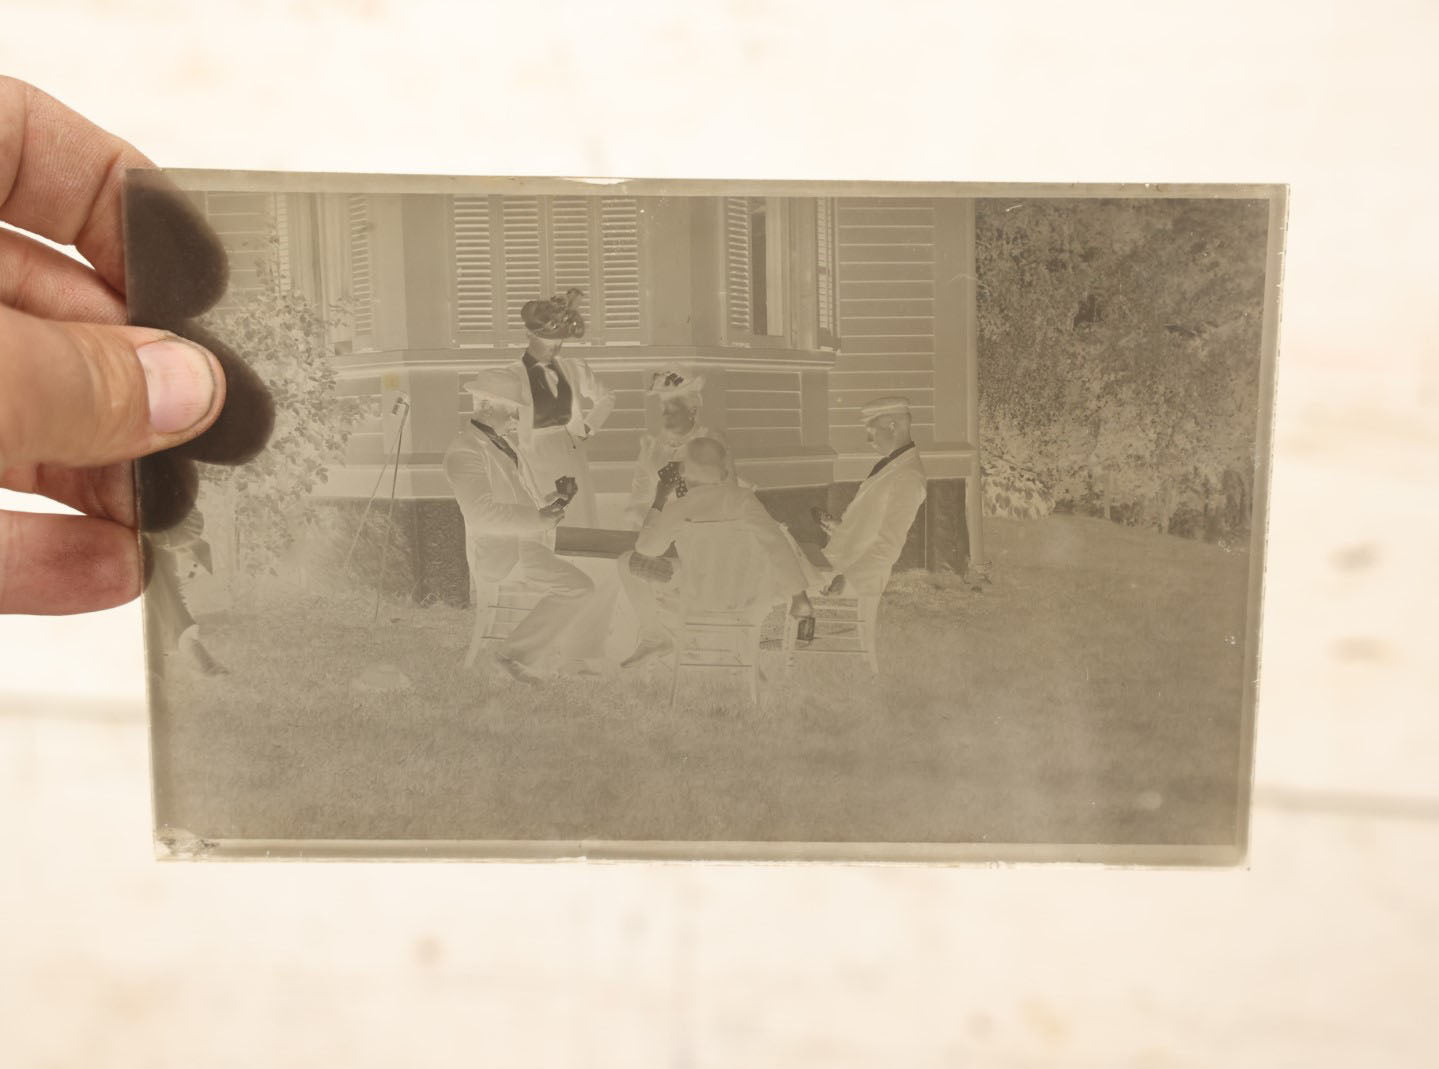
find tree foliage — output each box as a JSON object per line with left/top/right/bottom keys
{"left": 975, "top": 198, "right": 1269, "bottom": 539}
{"left": 199, "top": 248, "right": 363, "bottom": 577}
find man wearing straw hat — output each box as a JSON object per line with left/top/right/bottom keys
{"left": 813, "top": 395, "right": 928, "bottom": 598}
{"left": 445, "top": 365, "right": 598, "bottom": 684}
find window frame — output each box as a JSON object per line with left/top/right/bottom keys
{"left": 721, "top": 195, "right": 792, "bottom": 349}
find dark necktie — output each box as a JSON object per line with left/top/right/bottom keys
{"left": 472, "top": 420, "right": 518, "bottom": 467}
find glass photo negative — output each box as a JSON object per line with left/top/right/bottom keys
{"left": 126, "top": 172, "right": 1284, "bottom": 863}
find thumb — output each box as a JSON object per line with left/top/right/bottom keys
{"left": 0, "top": 303, "right": 224, "bottom": 471}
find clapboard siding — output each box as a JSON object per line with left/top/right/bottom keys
{"left": 831, "top": 198, "right": 937, "bottom": 447}
{"left": 725, "top": 369, "right": 801, "bottom": 392}
{"left": 826, "top": 369, "right": 934, "bottom": 390}
{"left": 722, "top": 370, "right": 805, "bottom": 448}
{"left": 724, "top": 389, "right": 802, "bottom": 411}
{"left": 602, "top": 409, "right": 649, "bottom": 431}
{"left": 830, "top": 395, "right": 934, "bottom": 423}
{"left": 728, "top": 408, "right": 802, "bottom": 430}
{"left": 730, "top": 427, "right": 803, "bottom": 457}
{"left": 838, "top": 262, "right": 936, "bottom": 283}
{"left": 843, "top": 298, "right": 935, "bottom": 319}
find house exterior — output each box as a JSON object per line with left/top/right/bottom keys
{"left": 192, "top": 184, "right": 982, "bottom": 604}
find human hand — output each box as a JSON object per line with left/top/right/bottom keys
{"left": 0, "top": 78, "right": 225, "bottom": 615}
{"left": 810, "top": 505, "right": 836, "bottom": 537}
{"left": 538, "top": 500, "right": 566, "bottom": 527}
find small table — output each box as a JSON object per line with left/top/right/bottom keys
{"left": 553, "top": 526, "right": 639, "bottom": 559}
{"left": 555, "top": 527, "right": 833, "bottom": 573}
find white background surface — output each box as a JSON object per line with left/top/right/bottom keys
{"left": 2, "top": 1, "right": 1436, "bottom": 1065}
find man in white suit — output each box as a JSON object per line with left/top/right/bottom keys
{"left": 444, "top": 366, "right": 597, "bottom": 684}
{"left": 816, "top": 395, "right": 928, "bottom": 602}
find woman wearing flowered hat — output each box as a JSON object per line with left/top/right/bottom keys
{"left": 623, "top": 365, "right": 718, "bottom": 529}
{"left": 508, "top": 289, "right": 614, "bottom": 528}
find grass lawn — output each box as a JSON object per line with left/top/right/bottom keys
{"left": 153, "top": 515, "right": 1253, "bottom": 849}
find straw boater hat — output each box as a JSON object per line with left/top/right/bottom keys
{"left": 462, "top": 366, "right": 528, "bottom": 409}
{"left": 646, "top": 364, "right": 705, "bottom": 401}
{"left": 520, "top": 288, "right": 586, "bottom": 340}
{"left": 859, "top": 396, "right": 912, "bottom": 421}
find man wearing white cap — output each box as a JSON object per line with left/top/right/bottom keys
{"left": 815, "top": 396, "right": 928, "bottom": 599}
{"left": 623, "top": 365, "right": 717, "bottom": 529}
{"left": 445, "top": 365, "right": 598, "bottom": 683}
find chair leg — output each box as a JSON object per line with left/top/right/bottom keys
{"left": 748, "top": 624, "right": 763, "bottom": 707}
{"left": 464, "top": 581, "right": 498, "bottom": 669}
{"left": 669, "top": 658, "right": 682, "bottom": 710}
{"left": 861, "top": 596, "right": 881, "bottom": 674}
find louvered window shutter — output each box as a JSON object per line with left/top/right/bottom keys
{"left": 549, "top": 196, "right": 593, "bottom": 298}
{"left": 451, "top": 195, "right": 644, "bottom": 347}
{"left": 723, "top": 196, "right": 753, "bottom": 342}
{"left": 347, "top": 194, "right": 374, "bottom": 341}
{"left": 500, "top": 197, "right": 544, "bottom": 341}
{"left": 274, "top": 194, "right": 292, "bottom": 292}
{"left": 599, "top": 198, "right": 641, "bottom": 339}
{"left": 453, "top": 196, "right": 496, "bottom": 341}
{"left": 816, "top": 198, "right": 840, "bottom": 349}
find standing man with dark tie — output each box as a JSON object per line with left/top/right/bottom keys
{"left": 510, "top": 289, "right": 614, "bottom": 528}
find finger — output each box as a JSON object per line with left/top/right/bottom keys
{"left": 0, "top": 225, "right": 127, "bottom": 323}
{"left": 0, "top": 460, "right": 133, "bottom": 527}
{"left": 0, "top": 509, "right": 139, "bottom": 614}
{"left": 122, "top": 171, "right": 230, "bottom": 324}
{"left": 0, "top": 304, "right": 225, "bottom": 471}
{"left": 0, "top": 77, "right": 151, "bottom": 293}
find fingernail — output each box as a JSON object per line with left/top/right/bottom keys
{"left": 137, "top": 338, "right": 217, "bottom": 434}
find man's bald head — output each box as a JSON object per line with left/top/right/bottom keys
{"left": 682, "top": 436, "right": 732, "bottom": 485}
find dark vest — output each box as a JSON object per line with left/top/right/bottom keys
{"left": 523, "top": 353, "right": 574, "bottom": 429}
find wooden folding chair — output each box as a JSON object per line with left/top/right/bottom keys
{"left": 782, "top": 590, "right": 882, "bottom": 674}
{"left": 664, "top": 520, "right": 777, "bottom": 710}
{"left": 464, "top": 577, "right": 544, "bottom": 668}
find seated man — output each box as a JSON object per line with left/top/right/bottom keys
{"left": 618, "top": 437, "right": 817, "bottom": 668}
{"left": 814, "top": 396, "right": 928, "bottom": 598}
{"left": 444, "top": 366, "right": 597, "bottom": 684}
{"left": 623, "top": 365, "right": 716, "bottom": 529}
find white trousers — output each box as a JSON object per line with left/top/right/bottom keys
{"left": 497, "top": 541, "right": 596, "bottom": 670}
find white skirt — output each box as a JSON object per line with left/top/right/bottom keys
{"left": 525, "top": 425, "right": 599, "bottom": 528}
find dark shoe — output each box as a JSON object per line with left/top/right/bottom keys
{"left": 795, "top": 616, "right": 816, "bottom": 647}
{"left": 496, "top": 653, "right": 544, "bottom": 686}
{"left": 179, "top": 632, "right": 229, "bottom": 676}
{"left": 621, "top": 636, "right": 673, "bottom": 670}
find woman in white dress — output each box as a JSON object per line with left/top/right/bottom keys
{"left": 511, "top": 289, "right": 613, "bottom": 528}
{"left": 623, "top": 365, "right": 715, "bottom": 529}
